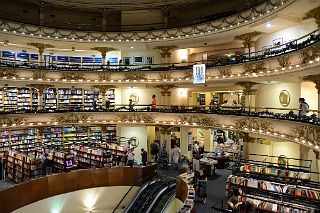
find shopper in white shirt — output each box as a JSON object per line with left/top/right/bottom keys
{"left": 127, "top": 149, "right": 135, "bottom": 167}
{"left": 299, "top": 98, "right": 309, "bottom": 116}
{"left": 172, "top": 145, "right": 181, "bottom": 169}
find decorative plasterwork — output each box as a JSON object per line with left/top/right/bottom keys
{"left": 27, "top": 84, "right": 54, "bottom": 94}
{"left": 236, "top": 81, "right": 258, "bottom": 95}
{"left": 182, "top": 71, "right": 193, "bottom": 80}
{"left": 98, "top": 72, "right": 111, "bottom": 81}
{"left": 51, "top": 113, "right": 92, "bottom": 123}
{"left": 242, "top": 62, "right": 266, "bottom": 74}
{"left": 27, "top": 43, "right": 54, "bottom": 54}
{"left": 293, "top": 125, "right": 320, "bottom": 146}
{"left": 159, "top": 125, "right": 174, "bottom": 135}
{"left": 0, "top": 115, "right": 27, "bottom": 126}
{"left": 91, "top": 47, "right": 116, "bottom": 57}
{"left": 218, "top": 66, "right": 232, "bottom": 76}
{"left": 0, "top": 67, "right": 19, "bottom": 78}
{"left": 277, "top": 56, "right": 291, "bottom": 68}
{"left": 32, "top": 70, "right": 48, "bottom": 79}
{"left": 234, "top": 31, "right": 261, "bottom": 48}
{"left": 92, "top": 85, "right": 115, "bottom": 93}
{"left": 304, "top": 6, "right": 320, "bottom": 27}
{"left": 123, "top": 72, "right": 147, "bottom": 81}
{"left": 0, "top": 0, "right": 290, "bottom": 42}
{"left": 159, "top": 72, "right": 172, "bottom": 80}
{"left": 300, "top": 43, "right": 320, "bottom": 64}
{"left": 60, "top": 72, "right": 86, "bottom": 81}
{"left": 114, "top": 113, "right": 154, "bottom": 123}
{"left": 176, "top": 115, "right": 215, "bottom": 126}
{"left": 154, "top": 84, "right": 177, "bottom": 96}
{"left": 235, "top": 118, "right": 273, "bottom": 132}
{"left": 154, "top": 46, "right": 177, "bottom": 58}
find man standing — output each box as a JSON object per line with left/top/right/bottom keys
{"left": 127, "top": 149, "right": 135, "bottom": 167}
{"left": 141, "top": 148, "right": 148, "bottom": 166}
{"left": 173, "top": 145, "right": 181, "bottom": 170}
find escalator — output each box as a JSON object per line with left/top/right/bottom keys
{"left": 125, "top": 175, "right": 176, "bottom": 213}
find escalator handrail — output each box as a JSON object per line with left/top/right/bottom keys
{"left": 112, "top": 172, "right": 158, "bottom": 213}
{"left": 123, "top": 173, "right": 162, "bottom": 213}
{"left": 146, "top": 182, "right": 176, "bottom": 213}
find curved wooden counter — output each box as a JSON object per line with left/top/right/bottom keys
{"left": 0, "top": 165, "right": 157, "bottom": 213}
{"left": 176, "top": 172, "right": 195, "bottom": 213}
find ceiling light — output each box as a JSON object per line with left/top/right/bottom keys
{"left": 130, "top": 46, "right": 134, "bottom": 49}
{"left": 266, "top": 23, "right": 272, "bottom": 28}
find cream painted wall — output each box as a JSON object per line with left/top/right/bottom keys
{"left": 256, "top": 21, "right": 317, "bottom": 51}
{"left": 120, "top": 126, "right": 148, "bottom": 163}
{"left": 121, "top": 50, "right": 161, "bottom": 64}
{"left": 256, "top": 82, "right": 300, "bottom": 111}
{"left": 170, "top": 88, "right": 189, "bottom": 105}
{"left": 270, "top": 141, "right": 300, "bottom": 161}
{"left": 301, "top": 81, "right": 318, "bottom": 111}
{"left": 13, "top": 186, "right": 139, "bottom": 213}
{"left": 118, "top": 88, "right": 162, "bottom": 106}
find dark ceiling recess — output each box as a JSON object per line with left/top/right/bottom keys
{"left": 22, "top": 10, "right": 28, "bottom": 13}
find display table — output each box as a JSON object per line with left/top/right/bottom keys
{"left": 207, "top": 153, "right": 230, "bottom": 169}
{"left": 200, "top": 158, "right": 217, "bottom": 176}
{"left": 176, "top": 172, "right": 195, "bottom": 213}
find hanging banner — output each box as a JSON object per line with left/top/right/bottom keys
{"left": 193, "top": 64, "right": 206, "bottom": 84}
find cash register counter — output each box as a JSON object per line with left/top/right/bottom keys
{"left": 207, "top": 153, "right": 230, "bottom": 169}
{"left": 176, "top": 172, "right": 195, "bottom": 213}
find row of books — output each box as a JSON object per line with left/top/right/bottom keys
{"left": 240, "top": 164, "right": 311, "bottom": 180}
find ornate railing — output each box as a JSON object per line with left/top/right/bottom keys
{"left": 0, "top": 28, "right": 319, "bottom": 73}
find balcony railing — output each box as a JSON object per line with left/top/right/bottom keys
{"left": 0, "top": 29, "right": 319, "bottom": 72}
{"left": 1, "top": 104, "right": 319, "bottom": 126}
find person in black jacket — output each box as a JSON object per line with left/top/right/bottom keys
{"left": 141, "top": 148, "right": 148, "bottom": 166}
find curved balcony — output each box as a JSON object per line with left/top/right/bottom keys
{"left": 0, "top": 106, "right": 319, "bottom": 152}
{"left": 0, "top": 0, "right": 294, "bottom": 41}
{"left": 0, "top": 30, "right": 319, "bottom": 84}
{"left": 0, "top": 165, "right": 157, "bottom": 213}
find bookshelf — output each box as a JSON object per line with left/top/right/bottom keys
{"left": 3, "top": 87, "right": 18, "bottom": 111}
{"left": 43, "top": 88, "right": 57, "bottom": 111}
{"left": 72, "top": 145, "right": 110, "bottom": 168}
{"left": 43, "top": 148, "right": 73, "bottom": 173}
{"left": 105, "top": 125, "right": 117, "bottom": 143}
{"left": 0, "top": 89, "right": 2, "bottom": 111}
{"left": 43, "top": 127, "right": 63, "bottom": 147}
{"left": 0, "top": 130, "right": 10, "bottom": 153}
{"left": 84, "top": 90, "right": 101, "bottom": 110}
{"left": 5, "top": 150, "right": 42, "bottom": 183}
{"left": 63, "top": 126, "right": 89, "bottom": 147}
{"left": 10, "top": 129, "right": 38, "bottom": 152}
{"left": 89, "top": 126, "right": 102, "bottom": 144}
{"left": 17, "top": 88, "right": 32, "bottom": 110}
{"left": 227, "top": 158, "right": 319, "bottom": 213}
{"left": 106, "top": 89, "right": 115, "bottom": 109}
{"left": 58, "top": 88, "right": 83, "bottom": 110}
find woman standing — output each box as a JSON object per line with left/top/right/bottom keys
{"left": 198, "top": 169, "right": 208, "bottom": 204}
{"left": 151, "top": 95, "right": 156, "bottom": 111}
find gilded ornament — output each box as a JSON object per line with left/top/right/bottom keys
{"left": 300, "top": 43, "right": 320, "bottom": 64}
{"left": 98, "top": 72, "right": 111, "bottom": 81}
{"left": 277, "top": 56, "right": 291, "bottom": 68}
{"left": 123, "top": 72, "right": 147, "bottom": 81}
{"left": 218, "top": 66, "right": 232, "bottom": 76}
{"left": 52, "top": 113, "right": 92, "bottom": 123}
{"left": 242, "top": 62, "right": 266, "bottom": 74}
{"left": 159, "top": 72, "right": 172, "bottom": 80}
{"left": 154, "top": 46, "right": 177, "bottom": 58}
{"left": 0, "top": 67, "right": 19, "bottom": 78}
{"left": 235, "top": 118, "right": 273, "bottom": 132}
{"left": 183, "top": 71, "right": 192, "bottom": 79}
{"left": 32, "top": 70, "right": 48, "bottom": 79}
{"left": 235, "top": 31, "right": 261, "bottom": 48}
{"left": 114, "top": 113, "right": 154, "bottom": 123}
{"left": 0, "top": 115, "right": 28, "bottom": 126}
{"left": 293, "top": 125, "right": 320, "bottom": 146}
{"left": 154, "top": 84, "right": 177, "bottom": 96}
{"left": 303, "top": 6, "right": 320, "bottom": 27}
{"left": 176, "top": 115, "right": 215, "bottom": 126}
{"left": 60, "top": 72, "right": 85, "bottom": 81}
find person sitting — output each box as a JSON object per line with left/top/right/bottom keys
{"left": 227, "top": 188, "right": 242, "bottom": 212}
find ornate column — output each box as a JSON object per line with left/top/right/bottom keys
{"left": 235, "top": 31, "right": 261, "bottom": 57}
{"left": 204, "top": 129, "right": 213, "bottom": 152}
{"left": 91, "top": 47, "right": 116, "bottom": 65}
{"left": 92, "top": 85, "right": 115, "bottom": 109}
{"left": 236, "top": 81, "right": 258, "bottom": 111}
{"left": 154, "top": 45, "right": 177, "bottom": 64}
{"left": 304, "top": 6, "right": 320, "bottom": 28}
{"left": 304, "top": 75, "right": 320, "bottom": 115}
{"left": 27, "top": 43, "right": 54, "bottom": 66}
{"left": 27, "top": 84, "right": 53, "bottom": 110}
{"left": 154, "top": 84, "right": 177, "bottom": 106}
{"left": 159, "top": 126, "right": 172, "bottom": 163}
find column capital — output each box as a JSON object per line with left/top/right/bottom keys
{"left": 153, "top": 45, "right": 177, "bottom": 58}
{"left": 91, "top": 47, "right": 116, "bottom": 58}
{"left": 304, "top": 6, "right": 320, "bottom": 27}
{"left": 159, "top": 125, "right": 172, "bottom": 135}
{"left": 27, "top": 84, "right": 54, "bottom": 95}
{"left": 154, "top": 84, "right": 177, "bottom": 96}
{"left": 304, "top": 75, "right": 320, "bottom": 94}
{"left": 27, "top": 43, "right": 54, "bottom": 53}
{"left": 234, "top": 31, "right": 261, "bottom": 48}
{"left": 92, "top": 85, "right": 115, "bottom": 94}
{"left": 236, "top": 81, "right": 258, "bottom": 95}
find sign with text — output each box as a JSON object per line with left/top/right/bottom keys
{"left": 193, "top": 64, "right": 206, "bottom": 84}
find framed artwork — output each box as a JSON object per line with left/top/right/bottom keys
{"left": 133, "top": 56, "right": 143, "bottom": 64}
{"left": 123, "top": 57, "right": 131, "bottom": 65}
{"left": 145, "top": 56, "right": 153, "bottom": 64}
{"left": 279, "top": 90, "right": 290, "bottom": 107}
